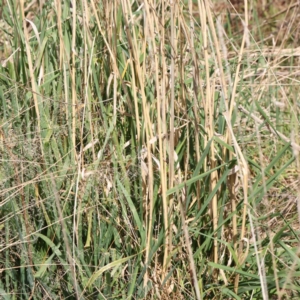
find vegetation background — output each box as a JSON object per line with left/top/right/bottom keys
{"left": 0, "top": 0, "right": 300, "bottom": 299}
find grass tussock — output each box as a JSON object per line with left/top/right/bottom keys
{"left": 0, "top": 0, "right": 300, "bottom": 299}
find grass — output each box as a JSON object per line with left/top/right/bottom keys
{"left": 0, "top": 0, "right": 300, "bottom": 299}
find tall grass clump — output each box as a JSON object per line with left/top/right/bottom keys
{"left": 0, "top": 0, "right": 300, "bottom": 299}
